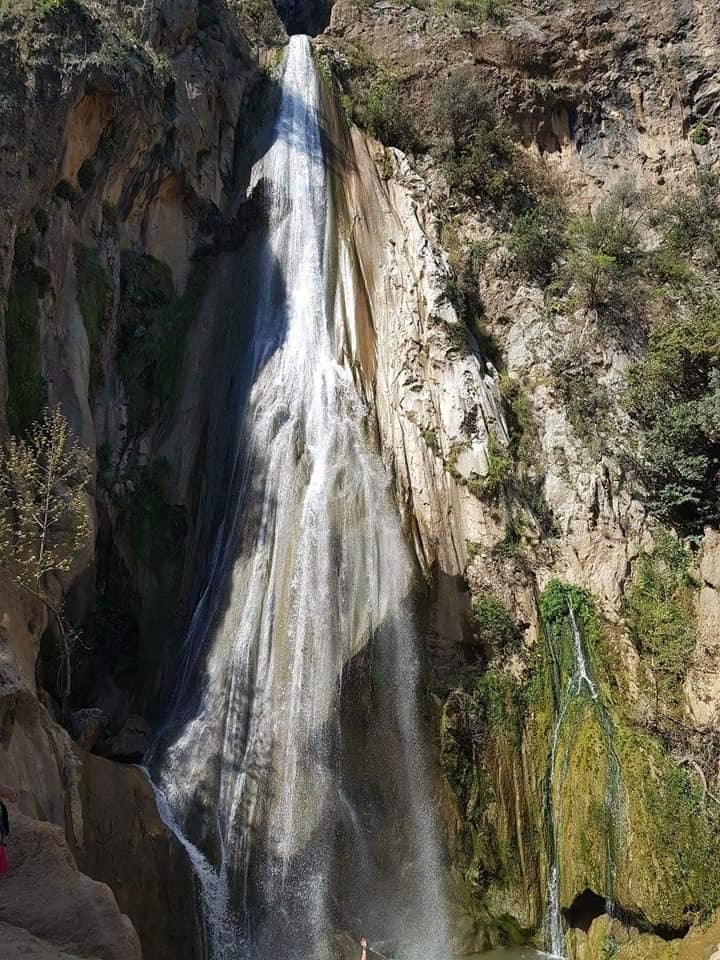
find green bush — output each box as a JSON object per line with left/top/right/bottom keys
{"left": 509, "top": 197, "right": 567, "bottom": 280}
{"left": 625, "top": 296, "right": 720, "bottom": 530}
{"left": 433, "top": 66, "right": 540, "bottom": 216}
{"left": 351, "top": 72, "right": 418, "bottom": 153}
{"left": 690, "top": 122, "right": 711, "bottom": 146}
{"left": 478, "top": 434, "right": 512, "bottom": 498}
{"left": 54, "top": 179, "right": 77, "bottom": 203}
{"left": 436, "top": 0, "right": 509, "bottom": 26}
{"left": 432, "top": 64, "right": 493, "bottom": 151}
{"left": 444, "top": 243, "right": 501, "bottom": 366}
{"left": 566, "top": 183, "right": 642, "bottom": 311}
{"left": 77, "top": 158, "right": 96, "bottom": 191}
{"left": 625, "top": 532, "right": 698, "bottom": 711}
{"left": 653, "top": 172, "right": 720, "bottom": 265}
{"left": 472, "top": 593, "right": 519, "bottom": 654}
{"left": 550, "top": 343, "right": 611, "bottom": 445}
{"left": 34, "top": 208, "right": 49, "bottom": 235}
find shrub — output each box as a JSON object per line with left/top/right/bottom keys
{"left": 433, "top": 67, "right": 537, "bottom": 216}
{"left": 509, "top": 196, "right": 567, "bottom": 281}
{"left": 54, "top": 179, "right": 77, "bottom": 203}
{"left": 550, "top": 343, "right": 611, "bottom": 444}
{"left": 625, "top": 296, "right": 720, "bottom": 530}
{"left": 478, "top": 434, "right": 512, "bottom": 498}
{"left": 566, "top": 183, "right": 642, "bottom": 311}
{"left": 444, "top": 244, "right": 501, "bottom": 366}
{"left": 654, "top": 172, "right": 720, "bottom": 265}
{"left": 352, "top": 72, "right": 418, "bottom": 153}
{"left": 77, "top": 158, "right": 96, "bottom": 191}
{"left": 432, "top": 64, "right": 493, "bottom": 152}
{"left": 438, "top": 0, "right": 509, "bottom": 25}
{"left": 34, "top": 208, "right": 49, "bottom": 234}
{"left": 472, "top": 593, "right": 519, "bottom": 654}
{"left": 625, "top": 532, "right": 697, "bottom": 712}
{"left": 690, "top": 122, "right": 711, "bottom": 146}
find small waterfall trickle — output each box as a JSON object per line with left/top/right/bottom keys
{"left": 545, "top": 598, "right": 600, "bottom": 958}
{"left": 149, "top": 35, "right": 449, "bottom": 960}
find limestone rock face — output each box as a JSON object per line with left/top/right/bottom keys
{"left": 335, "top": 129, "right": 508, "bottom": 577}
{"left": 0, "top": 809, "right": 140, "bottom": 960}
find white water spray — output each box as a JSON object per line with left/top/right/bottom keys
{"left": 150, "top": 36, "right": 449, "bottom": 960}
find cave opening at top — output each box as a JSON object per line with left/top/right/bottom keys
{"left": 273, "top": 0, "right": 334, "bottom": 34}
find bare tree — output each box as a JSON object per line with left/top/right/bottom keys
{"left": 0, "top": 407, "right": 92, "bottom": 718}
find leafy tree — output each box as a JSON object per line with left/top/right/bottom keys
{"left": 626, "top": 297, "right": 720, "bottom": 530}
{"left": 0, "top": 408, "right": 92, "bottom": 715}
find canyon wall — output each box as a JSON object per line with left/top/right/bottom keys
{"left": 1, "top": 0, "right": 720, "bottom": 958}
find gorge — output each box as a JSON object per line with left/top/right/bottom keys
{"left": 1, "top": 1, "right": 720, "bottom": 959}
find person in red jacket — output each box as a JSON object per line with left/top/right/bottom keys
{"left": 0, "top": 800, "right": 9, "bottom": 875}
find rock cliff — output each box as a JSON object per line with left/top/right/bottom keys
{"left": 1, "top": 0, "right": 720, "bottom": 958}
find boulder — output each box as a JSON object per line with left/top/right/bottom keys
{"left": 69, "top": 709, "right": 108, "bottom": 752}
{"left": 0, "top": 808, "right": 141, "bottom": 960}
{"left": 99, "top": 716, "right": 150, "bottom": 762}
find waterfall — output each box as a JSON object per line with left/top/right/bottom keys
{"left": 149, "top": 35, "right": 449, "bottom": 960}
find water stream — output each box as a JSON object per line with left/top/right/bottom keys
{"left": 149, "top": 35, "right": 449, "bottom": 960}
{"left": 545, "top": 600, "right": 599, "bottom": 958}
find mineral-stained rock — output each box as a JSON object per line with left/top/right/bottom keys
{"left": 69, "top": 709, "right": 108, "bottom": 753}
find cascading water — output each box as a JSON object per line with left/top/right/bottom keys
{"left": 150, "top": 35, "right": 449, "bottom": 960}
{"left": 544, "top": 599, "right": 621, "bottom": 958}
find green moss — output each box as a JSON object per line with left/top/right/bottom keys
{"left": 5, "top": 234, "right": 44, "bottom": 436}
{"left": 616, "top": 723, "right": 720, "bottom": 925}
{"left": 75, "top": 244, "right": 111, "bottom": 387}
{"left": 624, "top": 531, "right": 697, "bottom": 711}
{"left": 126, "top": 458, "right": 187, "bottom": 570}
{"left": 540, "top": 579, "right": 604, "bottom": 689}
{"left": 118, "top": 253, "right": 208, "bottom": 434}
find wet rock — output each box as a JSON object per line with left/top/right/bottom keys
{"left": 69, "top": 709, "right": 108, "bottom": 752}
{"left": 99, "top": 716, "right": 150, "bottom": 763}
